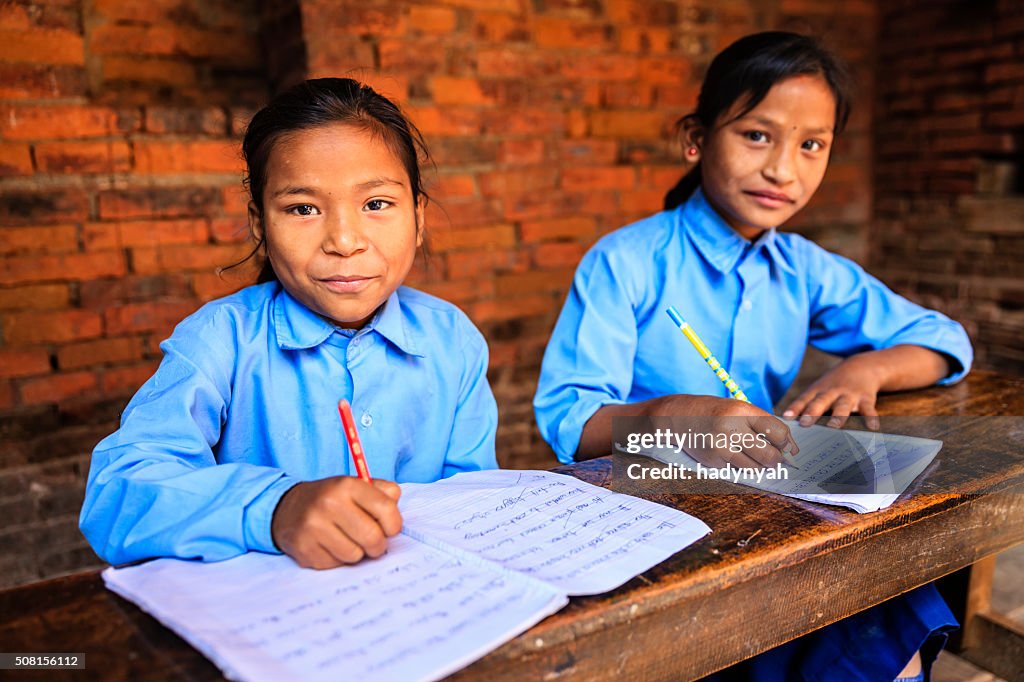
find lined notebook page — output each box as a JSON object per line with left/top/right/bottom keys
{"left": 399, "top": 469, "right": 711, "bottom": 596}
{"left": 103, "top": 534, "right": 567, "bottom": 682}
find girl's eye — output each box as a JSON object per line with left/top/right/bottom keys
{"left": 288, "top": 204, "right": 319, "bottom": 216}
{"left": 745, "top": 131, "right": 768, "bottom": 143}
{"left": 802, "top": 140, "right": 826, "bottom": 152}
{"left": 365, "top": 199, "right": 392, "bottom": 211}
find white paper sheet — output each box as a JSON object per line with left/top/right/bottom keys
{"left": 399, "top": 469, "right": 711, "bottom": 595}
{"left": 103, "top": 534, "right": 568, "bottom": 682}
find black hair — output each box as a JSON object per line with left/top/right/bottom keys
{"left": 234, "top": 78, "right": 430, "bottom": 283}
{"left": 663, "top": 31, "right": 853, "bottom": 210}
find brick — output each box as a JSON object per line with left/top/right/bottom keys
{"left": 100, "top": 362, "right": 159, "bottom": 395}
{"left": 0, "top": 190, "right": 89, "bottom": 225}
{"left": 520, "top": 216, "right": 596, "bottom": 242}
{"left": 619, "top": 26, "right": 672, "bottom": 53}
{"left": 562, "top": 55, "right": 639, "bottom": 81}
{"left": 558, "top": 140, "right": 618, "bottom": 165}
{"left": 0, "top": 104, "right": 139, "bottom": 140}
{"left": 34, "top": 141, "right": 132, "bottom": 174}
{"left": 425, "top": 197, "right": 501, "bottom": 229}
{"left": 533, "top": 242, "right": 584, "bottom": 269}
{"left": 57, "top": 337, "right": 143, "bottom": 371}
{"left": 79, "top": 275, "right": 192, "bottom": 307}
{"left": 985, "top": 61, "right": 1024, "bottom": 84}
{"left": 222, "top": 186, "right": 250, "bottom": 216}
{"left": 562, "top": 166, "right": 636, "bottom": 191}
{"left": 495, "top": 270, "right": 574, "bottom": 296}
{"left": 98, "top": 187, "right": 222, "bottom": 219}
{"left": 119, "top": 219, "right": 209, "bottom": 248}
{"left": 192, "top": 271, "right": 252, "bottom": 301}
{"left": 481, "top": 109, "right": 565, "bottom": 136}
{"left": 533, "top": 17, "right": 610, "bottom": 50}
{"left": 102, "top": 58, "right": 197, "bottom": 89}
{"left": 418, "top": 278, "right": 493, "bottom": 304}
{"left": 471, "top": 294, "right": 551, "bottom": 323}
{"left": 0, "top": 225, "right": 78, "bottom": 256}
{"left": 0, "top": 63, "right": 87, "bottom": 100}
{"left": 406, "top": 106, "right": 482, "bottom": 136}
{"left": 0, "top": 350, "right": 51, "bottom": 379}
{"left": 478, "top": 168, "right": 558, "bottom": 197}
{"left": 589, "top": 111, "right": 665, "bottom": 138}
{"left": 430, "top": 174, "right": 477, "bottom": 200}
{"left": 0, "top": 142, "right": 33, "bottom": 176}
{"left": 103, "top": 301, "right": 195, "bottom": 335}
{"left": 431, "top": 224, "right": 516, "bottom": 252}
{"left": 89, "top": 24, "right": 258, "bottom": 65}
{"left": 210, "top": 218, "right": 249, "bottom": 243}
{"left": 602, "top": 82, "right": 653, "bottom": 108}
{"left": 498, "top": 139, "right": 546, "bottom": 166}
{"left": 2, "top": 310, "right": 103, "bottom": 345}
{"left": 619, "top": 188, "right": 664, "bottom": 213}
{"left": 439, "top": 0, "right": 522, "bottom": 12}
{"left": 429, "top": 138, "right": 498, "bottom": 167}
{"left": 134, "top": 140, "right": 243, "bottom": 175}
{"left": 476, "top": 49, "right": 561, "bottom": 79}
{"left": 638, "top": 57, "right": 691, "bottom": 85}
{"left": 471, "top": 12, "right": 529, "bottom": 42}
{"left": 0, "top": 27, "right": 84, "bottom": 65}
{"left": 0, "top": 252, "right": 125, "bottom": 286}
{"left": 0, "top": 284, "right": 69, "bottom": 311}
{"left": 430, "top": 76, "right": 494, "bottom": 106}
{"left": 20, "top": 371, "right": 98, "bottom": 406}
{"left": 130, "top": 243, "right": 249, "bottom": 275}
{"left": 409, "top": 6, "right": 457, "bottom": 33}
{"left": 446, "top": 249, "right": 526, "bottom": 279}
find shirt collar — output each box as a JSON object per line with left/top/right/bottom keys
{"left": 681, "top": 187, "right": 781, "bottom": 273}
{"left": 273, "top": 285, "right": 424, "bottom": 357}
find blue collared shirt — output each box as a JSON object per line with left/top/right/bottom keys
{"left": 81, "top": 282, "right": 498, "bottom": 564}
{"left": 534, "top": 189, "right": 973, "bottom": 463}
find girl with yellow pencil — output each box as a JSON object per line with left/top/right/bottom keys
{"left": 535, "top": 32, "right": 972, "bottom": 682}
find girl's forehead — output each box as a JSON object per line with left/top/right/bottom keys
{"left": 727, "top": 74, "right": 836, "bottom": 128}
{"left": 267, "top": 123, "right": 412, "bottom": 184}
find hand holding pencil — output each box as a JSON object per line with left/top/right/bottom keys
{"left": 269, "top": 400, "right": 403, "bottom": 570}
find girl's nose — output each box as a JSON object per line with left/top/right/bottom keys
{"left": 763, "top": 146, "right": 797, "bottom": 185}
{"left": 323, "top": 211, "right": 368, "bottom": 256}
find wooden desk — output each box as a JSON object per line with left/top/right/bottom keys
{"left": 1, "top": 371, "right": 1023, "bottom": 681}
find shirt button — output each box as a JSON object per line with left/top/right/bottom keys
{"left": 361, "top": 412, "right": 373, "bottom": 428}
{"left": 741, "top": 299, "right": 753, "bottom": 312}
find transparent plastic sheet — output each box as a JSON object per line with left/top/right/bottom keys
{"left": 609, "top": 416, "right": 1024, "bottom": 510}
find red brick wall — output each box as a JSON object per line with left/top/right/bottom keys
{"left": 0, "top": 0, "right": 265, "bottom": 586}
{"left": 0, "top": 0, "right": 876, "bottom": 587}
{"left": 873, "top": 1, "right": 1024, "bottom": 373}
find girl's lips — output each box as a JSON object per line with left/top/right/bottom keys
{"left": 744, "top": 190, "right": 794, "bottom": 208}
{"left": 320, "top": 276, "right": 374, "bottom": 293}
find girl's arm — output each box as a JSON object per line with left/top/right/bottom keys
{"left": 79, "top": 340, "right": 302, "bottom": 565}
{"left": 783, "top": 240, "right": 972, "bottom": 428}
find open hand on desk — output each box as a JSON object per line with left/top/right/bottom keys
{"left": 782, "top": 353, "right": 883, "bottom": 431}
{"left": 271, "top": 477, "right": 403, "bottom": 569}
{"left": 652, "top": 395, "right": 799, "bottom": 469}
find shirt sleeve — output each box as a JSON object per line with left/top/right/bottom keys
{"left": 805, "top": 240, "right": 973, "bottom": 385}
{"left": 534, "top": 246, "right": 639, "bottom": 464}
{"left": 79, "top": 314, "right": 300, "bottom": 565}
{"left": 440, "top": 322, "right": 499, "bottom": 477}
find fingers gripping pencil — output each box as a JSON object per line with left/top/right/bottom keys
{"left": 665, "top": 306, "right": 750, "bottom": 403}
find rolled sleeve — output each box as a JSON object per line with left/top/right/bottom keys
{"left": 806, "top": 242, "right": 973, "bottom": 385}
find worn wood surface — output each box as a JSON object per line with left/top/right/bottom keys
{"left": 1, "top": 371, "right": 1022, "bottom": 681}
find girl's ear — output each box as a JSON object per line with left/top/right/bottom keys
{"left": 247, "top": 201, "right": 264, "bottom": 243}
{"left": 680, "top": 117, "right": 705, "bottom": 161}
{"left": 414, "top": 195, "right": 426, "bottom": 248}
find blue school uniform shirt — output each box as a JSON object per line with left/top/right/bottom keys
{"left": 535, "top": 188, "right": 973, "bottom": 463}
{"left": 80, "top": 282, "right": 498, "bottom": 565}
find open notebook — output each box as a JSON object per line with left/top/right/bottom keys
{"left": 103, "top": 469, "right": 711, "bottom": 682}
{"left": 626, "top": 421, "right": 943, "bottom": 513}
